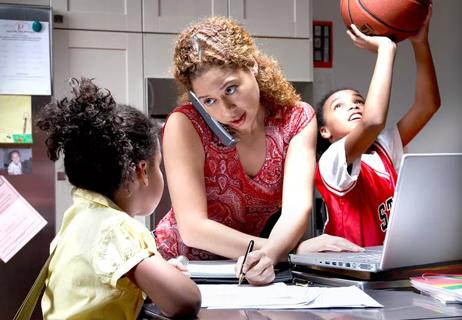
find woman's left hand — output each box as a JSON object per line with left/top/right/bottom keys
{"left": 167, "top": 257, "right": 190, "bottom": 276}
{"left": 235, "top": 249, "right": 275, "bottom": 286}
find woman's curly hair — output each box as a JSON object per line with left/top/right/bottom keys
{"left": 173, "top": 16, "right": 300, "bottom": 108}
{"left": 36, "top": 78, "right": 160, "bottom": 198}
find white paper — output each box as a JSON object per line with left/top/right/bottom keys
{"left": 187, "top": 260, "right": 237, "bottom": 278}
{"left": 198, "top": 283, "right": 383, "bottom": 309}
{"left": 0, "top": 175, "right": 47, "bottom": 262}
{"left": 0, "top": 19, "right": 51, "bottom": 95}
{"left": 307, "top": 286, "right": 383, "bottom": 308}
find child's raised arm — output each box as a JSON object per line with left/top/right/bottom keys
{"left": 343, "top": 25, "right": 397, "bottom": 165}
{"left": 396, "top": 4, "right": 441, "bottom": 147}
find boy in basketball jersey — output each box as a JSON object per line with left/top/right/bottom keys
{"left": 297, "top": 6, "right": 440, "bottom": 252}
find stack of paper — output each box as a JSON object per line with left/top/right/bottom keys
{"left": 198, "top": 283, "right": 383, "bottom": 309}
{"left": 410, "top": 274, "right": 462, "bottom": 304}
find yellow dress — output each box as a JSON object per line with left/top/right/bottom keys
{"left": 41, "top": 188, "right": 157, "bottom": 320}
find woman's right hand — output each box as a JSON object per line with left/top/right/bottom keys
{"left": 235, "top": 249, "right": 275, "bottom": 286}
{"left": 296, "top": 234, "right": 364, "bottom": 254}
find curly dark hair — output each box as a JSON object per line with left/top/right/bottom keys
{"left": 315, "top": 87, "right": 360, "bottom": 160}
{"left": 37, "top": 78, "right": 160, "bottom": 199}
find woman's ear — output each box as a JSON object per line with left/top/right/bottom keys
{"left": 251, "top": 63, "right": 258, "bottom": 76}
{"left": 319, "top": 126, "right": 331, "bottom": 140}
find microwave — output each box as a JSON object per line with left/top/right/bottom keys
{"left": 147, "top": 78, "right": 180, "bottom": 119}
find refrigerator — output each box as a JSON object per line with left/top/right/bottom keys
{"left": 0, "top": 4, "right": 55, "bottom": 320}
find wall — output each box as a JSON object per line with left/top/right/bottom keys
{"left": 313, "top": 0, "right": 462, "bottom": 153}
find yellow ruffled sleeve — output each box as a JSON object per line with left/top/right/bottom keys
{"left": 93, "top": 217, "right": 157, "bottom": 288}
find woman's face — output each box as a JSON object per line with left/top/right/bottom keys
{"left": 190, "top": 66, "right": 264, "bottom": 134}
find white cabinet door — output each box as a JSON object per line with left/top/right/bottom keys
{"left": 142, "top": 0, "right": 228, "bottom": 33}
{"left": 51, "top": 0, "right": 141, "bottom": 31}
{"left": 230, "top": 0, "right": 311, "bottom": 38}
{"left": 53, "top": 30, "right": 143, "bottom": 109}
{"left": 255, "top": 37, "right": 313, "bottom": 82}
{"left": 53, "top": 29, "right": 146, "bottom": 228}
{"left": 1, "top": 0, "right": 49, "bottom": 5}
{"left": 143, "top": 33, "right": 177, "bottom": 78}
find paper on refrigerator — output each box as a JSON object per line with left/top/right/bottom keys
{"left": 0, "top": 175, "right": 47, "bottom": 262}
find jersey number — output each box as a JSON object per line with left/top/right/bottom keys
{"left": 378, "top": 197, "right": 393, "bottom": 232}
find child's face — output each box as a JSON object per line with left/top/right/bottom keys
{"left": 11, "top": 152, "right": 21, "bottom": 164}
{"left": 320, "top": 89, "right": 365, "bottom": 143}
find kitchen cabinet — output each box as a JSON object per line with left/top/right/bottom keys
{"left": 142, "top": 0, "right": 227, "bottom": 33}
{"left": 51, "top": 0, "right": 142, "bottom": 31}
{"left": 230, "top": 0, "right": 312, "bottom": 38}
{"left": 53, "top": 29, "right": 143, "bottom": 109}
{"left": 255, "top": 37, "right": 313, "bottom": 81}
{"left": 143, "top": 33, "right": 177, "bottom": 78}
{"left": 142, "top": 0, "right": 311, "bottom": 38}
{"left": 1, "top": 0, "right": 49, "bottom": 5}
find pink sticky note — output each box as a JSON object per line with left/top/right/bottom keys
{"left": 0, "top": 175, "right": 47, "bottom": 263}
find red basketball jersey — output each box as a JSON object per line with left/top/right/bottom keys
{"left": 315, "top": 128, "right": 402, "bottom": 247}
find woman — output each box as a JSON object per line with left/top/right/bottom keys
{"left": 155, "top": 16, "right": 361, "bottom": 285}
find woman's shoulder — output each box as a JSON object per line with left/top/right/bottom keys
{"left": 164, "top": 103, "right": 214, "bottom": 148}
{"left": 269, "top": 100, "right": 314, "bottom": 119}
{"left": 169, "top": 103, "right": 201, "bottom": 120}
{"left": 291, "top": 101, "right": 315, "bottom": 117}
{"left": 167, "top": 103, "right": 204, "bottom": 126}
{"left": 267, "top": 101, "right": 315, "bottom": 133}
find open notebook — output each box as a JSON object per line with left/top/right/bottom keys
{"left": 187, "top": 260, "right": 236, "bottom": 279}
{"left": 187, "top": 260, "right": 293, "bottom": 284}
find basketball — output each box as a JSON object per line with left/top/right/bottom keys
{"left": 340, "top": 0, "right": 430, "bottom": 42}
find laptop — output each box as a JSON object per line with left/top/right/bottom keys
{"left": 290, "top": 153, "right": 462, "bottom": 273}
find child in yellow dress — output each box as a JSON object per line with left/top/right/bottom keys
{"left": 37, "top": 78, "right": 201, "bottom": 319}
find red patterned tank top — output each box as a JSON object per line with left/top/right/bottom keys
{"left": 155, "top": 102, "right": 315, "bottom": 260}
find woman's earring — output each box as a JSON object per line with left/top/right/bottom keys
{"left": 251, "top": 64, "right": 258, "bottom": 76}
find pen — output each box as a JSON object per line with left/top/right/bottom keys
{"left": 238, "top": 240, "right": 254, "bottom": 285}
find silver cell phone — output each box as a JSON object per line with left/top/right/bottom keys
{"left": 188, "top": 91, "right": 238, "bottom": 147}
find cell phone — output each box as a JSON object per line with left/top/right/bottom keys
{"left": 188, "top": 91, "right": 238, "bottom": 147}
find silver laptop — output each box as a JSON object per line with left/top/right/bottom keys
{"left": 290, "top": 153, "right": 462, "bottom": 273}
